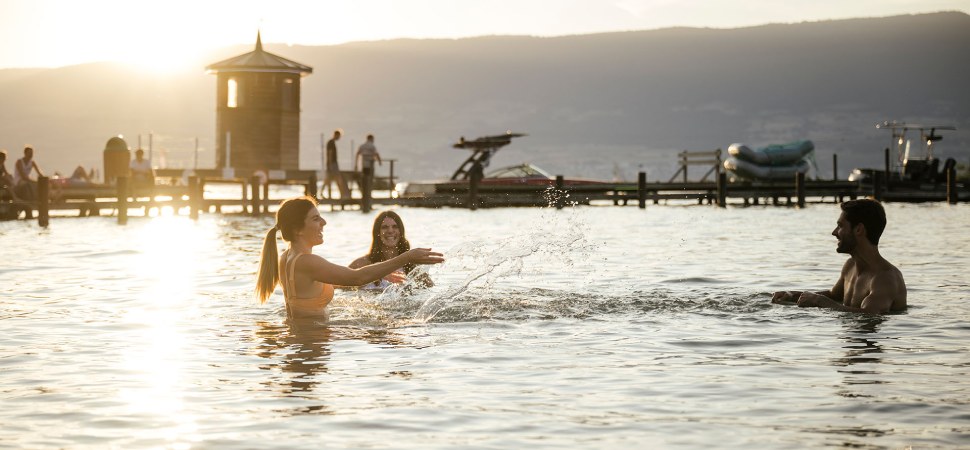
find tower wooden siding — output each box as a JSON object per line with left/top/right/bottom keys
{"left": 215, "top": 72, "right": 302, "bottom": 173}
{"left": 207, "top": 33, "right": 312, "bottom": 175}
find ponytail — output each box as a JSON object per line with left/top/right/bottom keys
{"left": 255, "top": 226, "right": 279, "bottom": 303}
{"left": 255, "top": 196, "right": 318, "bottom": 303}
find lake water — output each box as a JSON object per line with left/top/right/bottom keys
{"left": 2, "top": 199, "right": 969, "bottom": 449}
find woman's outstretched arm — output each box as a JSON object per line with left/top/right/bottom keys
{"left": 299, "top": 248, "right": 443, "bottom": 286}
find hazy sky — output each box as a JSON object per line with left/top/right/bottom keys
{"left": 0, "top": 0, "right": 966, "bottom": 70}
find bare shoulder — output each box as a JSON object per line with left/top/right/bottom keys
{"left": 876, "top": 262, "right": 905, "bottom": 287}
{"left": 870, "top": 261, "right": 907, "bottom": 311}
{"left": 293, "top": 253, "right": 329, "bottom": 270}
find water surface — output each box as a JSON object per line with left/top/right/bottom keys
{"left": 2, "top": 202, "right": 968, "bottom": 449}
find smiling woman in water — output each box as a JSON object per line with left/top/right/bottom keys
{"left": 349, "top": 211, "right": 434, "bottom": 289}
{"left": 255, "top": 196, "right": 444, "bottom": 319}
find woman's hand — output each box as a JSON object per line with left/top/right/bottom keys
{"left": 405, "top": 248, "right": 444, "bottom": 265}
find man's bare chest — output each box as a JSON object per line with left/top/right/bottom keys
{"left": 843, "top": 269, "right": 872, "bottom": 306}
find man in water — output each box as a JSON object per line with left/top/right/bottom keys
{"left": 771, "top": 199, "right": 906, "bottom": 314}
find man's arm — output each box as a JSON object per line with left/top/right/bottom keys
{"left": 31, "top": 161, "right": 44, "bottom": 177}
{"left": 772, "top": 289, "right": 835, "bottom": 304}
{"left": 794, "top": 274, "right": 844, "bottom": 307}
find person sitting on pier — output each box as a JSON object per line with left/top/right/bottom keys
{"left": 349, "top": 211, "right": 434, "bottom": 289}
{"left": 0, "top": 150, "right": 19, "bottom": 201}
{"left": 129, "top": 149, "right": 155, "bottom": 188}
{"left": 771, "top": 199, "right": 906, "bottom": 314}
{"left": 255, "top": 196, "right": 443, "bottom": 319}
{"left": 49, "top": 165, "right": 96, "bottom": 203}
{"left": 14, "top": 146, "right": 44, "bottom": 200}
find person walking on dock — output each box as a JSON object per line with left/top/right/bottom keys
{"left": 322, "top": 129, "right": 349, "bottom": 199}
{"left": 355, "top": 134, "right": 382, "bottom": 202}
{"left": 771, "top": 199, "right": 906, "bottom": 314}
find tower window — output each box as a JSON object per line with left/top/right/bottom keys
{"left": 282, "top": 78, "right": 295, "bottom": 110}
{"left": 228, "top": 78, "right": 238, "bottom": 108}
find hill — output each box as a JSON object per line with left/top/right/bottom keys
{"left": 1, "top": 11, "right": 968, "bottom": 181}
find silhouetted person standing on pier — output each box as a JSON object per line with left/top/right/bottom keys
{"left": 772, "top": 199, "right": 907, "bottom": 314}
{"left": 355, "top": 134, "right": 382, "bottom": 201}
{"left": 322, "top": 129, "right": 347, "bottom": 199}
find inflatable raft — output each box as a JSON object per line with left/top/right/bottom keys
{"left": 723, "top": 157, "right": 810, "bottom": 180}
{"left": 724, "top": 140, "right": 814, "bottom": 180}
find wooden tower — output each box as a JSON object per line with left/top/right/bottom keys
{"left": 206, "top": 32, "right": 313, "bottom": 174}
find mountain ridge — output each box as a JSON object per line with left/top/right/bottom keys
{"left": 1, "top": 11, "right": 967, "bottom": 180}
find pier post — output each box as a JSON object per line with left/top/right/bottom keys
{"left": 37, "top": 176, "right": 49, "bottom": 227}
{"left": 832, "top": 154, "right": 838, "bottom": 181}
{"left": 872, "top": 171, "right": 884, "bottom": 201}
{"left": 795, "top": 172, "right": 806, "bottom": 208}
{"left": 306, "top": 172, "right": 317, "bottom": 199}
{"left": 249, "top": 176, "right": 260, "bottom": 216}
{"left": 637, "top": 172, "right": 646, "bottom": 209}
{"left": 262, "top": 183, "right": 269, "bottom": 214}
{"left": 362, "top": 171, "right": 373, "bottom": 214}
{"left": 241, "top": 179, "right": 249, "bottom": 214}
{"left": 188, "top": 176, "right": 199, "bottom": 220}
{"left": 947, "top": 165, "right": 958, "bottom": 204}
{"left": 468, "top": 160, "right": 482, "bottom": 210}
{"left": 884, "top": 148, "right": 892, "bottom": 192}
{"left": 716, "top": 172, "right": 727, "bottom": 208}
{"left": 555, "top": 175, "right": 565, "bottom": 209}
{"left": 388, "top": 159, "right": 396, "bottom": 198}
{"left": 117, "top": 176, "right": 128, "bottom": 225}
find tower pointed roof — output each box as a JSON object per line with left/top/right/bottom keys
{"left": 206, "top": 32, "right": 312, "bottom": 75}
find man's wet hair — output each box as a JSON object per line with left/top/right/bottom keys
{"left": 841, "top": 199, "right": 886, "bottom": 245}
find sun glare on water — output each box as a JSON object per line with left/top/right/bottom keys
{"left": 116, "top": 217, "right": 217, "bottom": 442}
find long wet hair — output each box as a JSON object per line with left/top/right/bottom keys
{"left": 255, "top": 196, "right": 319, "bottom": 303}
{"left": 367, "top": 210, "right": 413, "bottom": 273}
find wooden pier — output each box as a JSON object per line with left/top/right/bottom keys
{"left": 2, "top": 165, "right": 966, "bottom": 227}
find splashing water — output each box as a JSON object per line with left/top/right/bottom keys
{"left": 412, "top": 205, "right": 592, "bottom": 322}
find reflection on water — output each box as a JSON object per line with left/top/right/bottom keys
{"left": 254, "top": 321, "right": 334, "bottom": 396}
{"left": 834, "top": 315, "right": 887, "bottom": 401}
{"left": 253, "top": 319, "right": 412, "bottom": 399}
{"left": 837, "top": 315, "right": 886, "bottom": 366}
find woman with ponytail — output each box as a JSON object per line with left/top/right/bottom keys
{"left": 256, "top": 197, "right": 443, "bottom": 319}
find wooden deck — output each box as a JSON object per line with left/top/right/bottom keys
{"left": 2, "top": 169, "right": 966, "bottom": 226}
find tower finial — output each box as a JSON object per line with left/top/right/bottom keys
{"left": 256, "top": 30, "right": 263, "bottom": 52}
